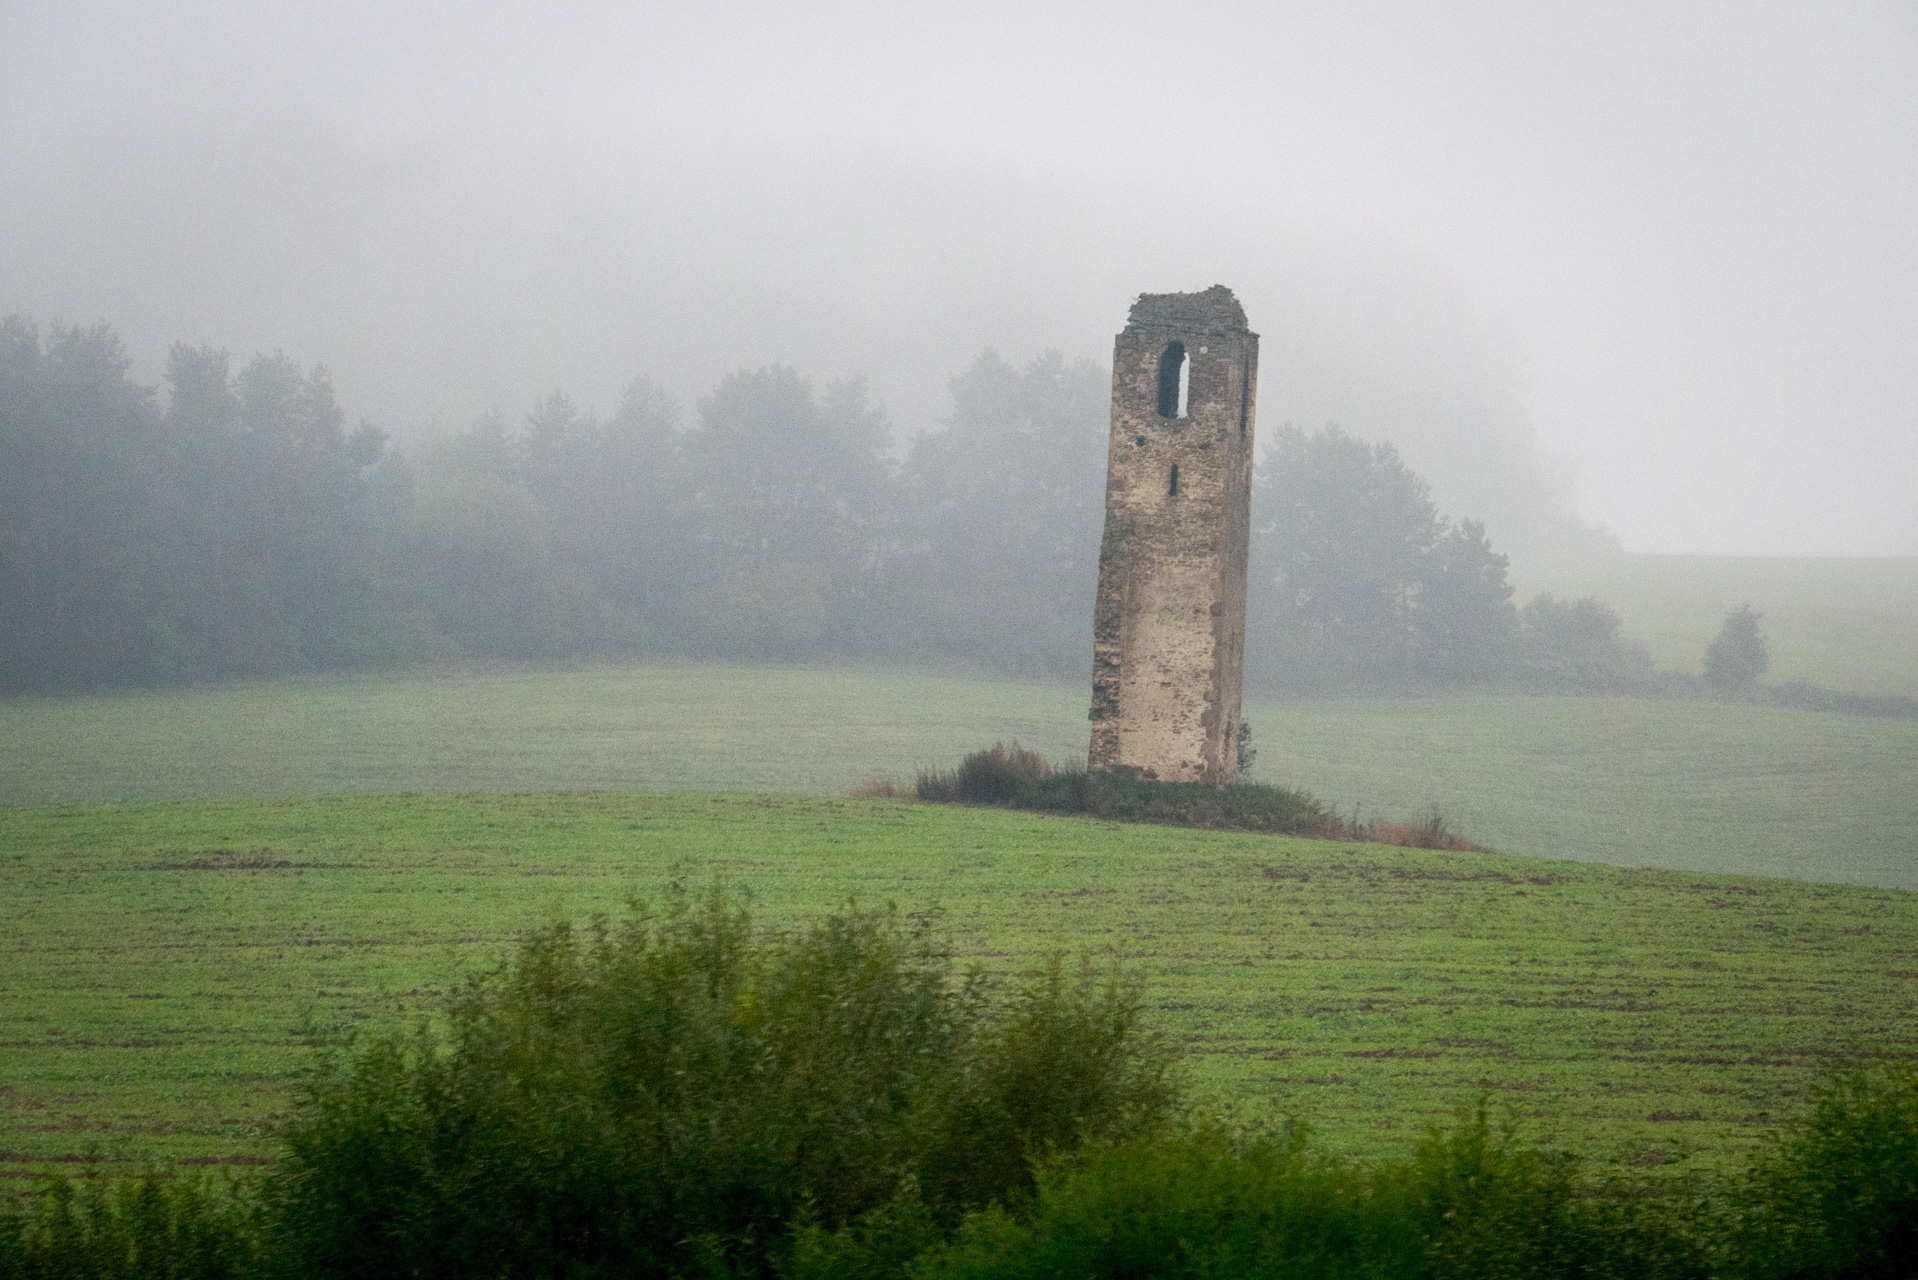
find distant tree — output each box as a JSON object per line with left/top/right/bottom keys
{"left": 0, "top": 318, "right": 403, "bottom": 691}
{"left": 144, "top": 343, "right": 408, "bottom": 675}
{"left": 434, "top": 407, "right": 521, "bottom": 487}
{"left": 683, "top": 367, "right": 895, "bottom": 660}
{"left": 0, "top": 319, "right": 168, "bottom": 690}
{"left": 516, "top": 389, "right": 590, "bottom": 508}
{"left": 226, "top": 352, "right": 394, "bottom": 670}
{"left": 560, "top": 377, "right": 690, "bottom": 649}
{"left": 416, "top": 467, "right": 583, "bottom": 659}
{"left": 410, "top": 375, "right": 694, "bottom": 659}
{"left": 1247, "top": 424, "right": 1517, "bottom": 691}
{"left": 1703, "top": 604, "right": 1768, "bottom": 696}
{"left": 1253, "top": 424, "right": 1435, "bottom": 681}
{"left": 412, "top": 365, "right": 904, "bottom": 665}
{"left": 898, "top": 349, "right": 1110, "bottom": 676}
{"left": 1413, "top": 518, "right": 1519, "bottom": 684}
{"left": 152, "top": 341, "right": 296, "bottom": 677}
{"left": 1516, "top": 594, "right": 1657, "bottom": 694}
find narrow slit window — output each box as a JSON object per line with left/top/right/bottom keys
{"left": 1157, "top": 342, "right": 1186, "bottom": 418}
{"left": 1168, "top": 464, "right": 1179, "bottom": 496}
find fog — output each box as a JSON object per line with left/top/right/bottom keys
{"left": 4, "top": 1, "right": 1915, "bottom": 558}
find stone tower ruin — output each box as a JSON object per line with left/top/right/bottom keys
{"left": 1088, "top": 286, "right": 1258, "bottom": 784}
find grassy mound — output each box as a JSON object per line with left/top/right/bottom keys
{"left": 911, "top": 742, "right": 1481, "bottom": 848}
{"left": 914, "top": 742, "right": 1340, "bottom": 836}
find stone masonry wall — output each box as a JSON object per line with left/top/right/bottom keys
{"left": 1088, "top": 286, "right": 1258, "bottom": 783}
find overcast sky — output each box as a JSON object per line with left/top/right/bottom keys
{"left": 4, "top": 1, "right": 1915, "bottom": 557}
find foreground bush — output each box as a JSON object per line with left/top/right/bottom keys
{"left": 821, "top": 1111, "right": 1707, "bottom": 1280}
{"left": 267, "top": 888, "right": 1178, "bottom": 1279}
{"left": 1726, "top": 1060, "right": 1918, "bottom": 1279}
{"left": 0, "top": 1171, "right": 260, "bottom": 1280}
{"left": 874, "top": 1125, "right": 1412, "bottom": 1280}
{"left": 5, "top": 924, "right": 1914, "bottom": 1279}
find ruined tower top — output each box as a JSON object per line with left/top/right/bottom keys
{"left": 1089, "top": 287, "right": 1259, "bottom": 784}
{"left": 1125, "top": 284, "right": 1249, "bottom": 332}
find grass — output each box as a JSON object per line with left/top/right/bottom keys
{"left": 1516, "top": 552, "right": 1918, "bottom": 698}
{"left": 1255, "top": 695, "right": 1918, "bottom": 891}
{"left": 4, "top": 662, "right": 1913, "bottom": 1191}
{"left": 2, "top": 663, "right": 1913, "bottom": 889}
{"left": 0, "top": 665, "right": 1093, "bottom": 803}
{"left": 3, "top": 790, "right": 1916, "bottom": 1185}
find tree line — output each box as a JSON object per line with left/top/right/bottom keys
{"left": 0, "top": 316, "right": 1720, "bottom": 698}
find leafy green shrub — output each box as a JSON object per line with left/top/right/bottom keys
{"left": 908, "top": 1109, "right": 1707, "bottom": 1280}
{"left": 916, "top": 741, "right": 1061, "bottom": 806}
{"left": 1401, "top": 1106, "right": 1708, "bottom": 1280}
{"left": 3, "top": 1021, "right": 1905, "bottom": 1280}
{"left": 0, "top": 1170, "right": 261, "bottom": 1280}
{"left": 901, "top": 1125, "right": 1409, "bottom": 1280}
{"left": 266, "top": 888, "right": 1177, "bottom": 1280}
{"left": 1726, "top": 1060, "right": 1918, "bottom": 1279}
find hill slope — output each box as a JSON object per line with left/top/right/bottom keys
{"left": 4, "top": 664, "right": 1914, "bottom": 888}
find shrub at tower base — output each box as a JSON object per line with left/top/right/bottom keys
{"left": 914, "top": 741, "right": 1336, "bottom": 835}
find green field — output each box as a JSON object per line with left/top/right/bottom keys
{"left": 3, "top": 664, "right": 1914, "bottom": 888}
{"left": 4, "top": 790, "right": 1915, "bottom": 1185}
{"left": 3, "top": 663, "right": 1914, "bottom": 1187}
{"left": 1517, "top": 552, "right": 1918, "bottom": 698}
{"left": 1260, "top": 696, "right": 1918, "bottom": 891}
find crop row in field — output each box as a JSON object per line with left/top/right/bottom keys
{"left": 3, "top": 790, "right": 1914, "bottom": 1181}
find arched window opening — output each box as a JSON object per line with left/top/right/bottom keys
{"left": 1168, "top": 463, "right": 1180, "bottom": 496}
{"left": 1157, "top": 342, "right": 1187, "bottom": 418}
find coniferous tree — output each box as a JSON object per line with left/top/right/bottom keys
{"left": 1703, "top": 604, "right": 1768, "bottom": 695}
{"left": 0, "top": 319, "right": 402, "bottom": 690}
